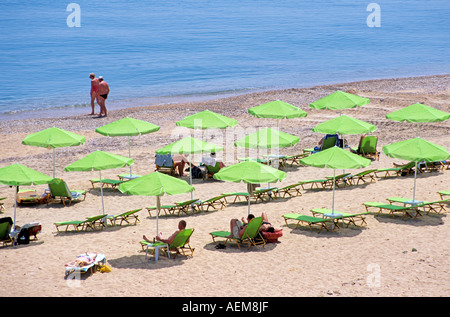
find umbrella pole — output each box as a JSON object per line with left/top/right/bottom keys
{"left": 156, "top": 196, "right": 161, "bottom": 238}
{"left": 128, "top": 136, "right": 133, "bottom": 176}
{"left": 413, "top": 161, "right": 418, "bottom": 203}
{"left": 99, "top": 170, "right": 105, "bottom": 215}
{"left": 332, "top": 169, "right": 336, "bottom": 215}
{"left": 247, "top": 183, "right": 251, "bottom": 215}
{"left": 53, "top": 148, "right": 56, "bottom": 178}
{"left": 13, "top": 186, "right": 18, "bottom": 230}
{"left": 189, "top": 153, "right": 193, "bottom": 200}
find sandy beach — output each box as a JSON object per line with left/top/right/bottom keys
{"left": 0, "top": 74, "right": 449, "bottom": 298}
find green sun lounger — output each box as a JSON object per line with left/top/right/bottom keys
{"left": 326, "top": 173, "right": 351, "bottom": 188}
{"left": 438, "top": 191, "right": 450, "bottom": 200}
{"left": 146, "top": 204, "right": 177, "bottom": 217}
{"left": 89, "top": 178, "right": 123, "bottom": 190}
{"left": 275, "top": 183, "right": 303, "bottom": 198}
{"left": 221, "top": 192, "right": 249, "bottom": 203}
{"left": 210, "top": 217, "right": 265, "bottom": 249}
{"left": 297, "top": 179, "right": 332, "bottom": 190}
{"left": 140, "top": 228, "right": 195, "bottom": 259}
{"left": 197, "top": 195, "right": 228, "bottom": 212}
{"left": 48, "top": 178, "right": 86, "bottom": 206}
{"left": 347, "top": 169, "right": 377, "bottom": 185}
{"left": 0, "top": 217, "right": 14, "bottom": 246}
{"left": 105, "top": 208, "right": 142, "bottom": 226}
{"left": 54, "top": 214, "right": 106, "bottom": 232}
{"left": 253, "top": 187, "right": 278, "bottom": 203}
{"left": 362, "top": 202, "right": 422, "bottom": 219}
{"left": 282, "top": 213, "right": 338, "bottom": 233}
{"left": 310, "top": 208, "right": 370, "bottom": 227}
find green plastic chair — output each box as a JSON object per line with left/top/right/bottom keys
{"left": 141, "top": 228, "right": 195, "bottom": 259}
{"left": 205, "top": 162, "right": 222, "bottom": 179}
{"left": 0, "top": 217, "right": 13, "bottom": 246}
{"left": 210, "top": 217, "right": 265, "bottom": 249}
{"left": 48, "top": 178, "right": 86, "bottom": 206}
{"left": 351, "top": 135, "right": 379, "bottom": 160}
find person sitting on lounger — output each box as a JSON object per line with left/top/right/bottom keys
{"left": 228, "top": 214, "right": 256, "bottom": 238}
{"left": 143, "top": 220, "right": 187, "bottom": 245}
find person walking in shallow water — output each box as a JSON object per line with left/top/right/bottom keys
{"left": 97, "top": 76, "right": 109, "bottom": 117}
{"left": 89, "top": 73, "right": 99, "bottom": 115}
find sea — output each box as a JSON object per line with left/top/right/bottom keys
{"left": 0, "top": 0, "right": 449, "bottom": 121}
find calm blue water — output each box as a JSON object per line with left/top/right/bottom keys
{"left": 0, "top": 0, "right": 449, "bottom": 119}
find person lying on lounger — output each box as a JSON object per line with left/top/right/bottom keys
{"left": 65, "top": 253, "right": 97, "bottom": 267}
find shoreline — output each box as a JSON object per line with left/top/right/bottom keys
{"left": 1, "top": 73, "right": 449, "bottom": 124}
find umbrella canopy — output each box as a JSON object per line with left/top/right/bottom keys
{"left": 249, "top": 100, "right": 307, "bottom": 119}
{"left": 309, "top": 91, "right": 370, "bottom": 110}
{"left": 214, "top": 161, "right": 286, "bottom": 214}
{"left": 22, "top": 127, "right": 86, "bottom": 177}
{"left": 118, "top": 172, "right": 194, "bottom": 235}
{"left": 382, "top": 137, "right": 450, "bottom": 163}
{"left": 156, "top": 136, "right": 224, "bottom": 155}
{"left": 65, "top": 151, "right": 134, "bottom": 214}
{"left": 96, "top": 117, "right": 160, "bottom": 177}
{"left": 386, "top": 103, "right": 450, "bottom": 123}
{"left": 0, "top": 163, "right": 54, "bottom": 228}
{"left": 382, "top": 137, "right": 450, "bottom": 203}
{"left": 312, "top": 115, "right": 377, "bottom": 135}
{"left": 234, "top": 128, "right": 299, "bottom": 149}
{"left": 96, "top": 117, "right": 160, "bottom": 137}
{"left": 175, "top": 110, "right": 238, "bottom": 129}
{"left": 385, "top": 103, "right": 450, "bottom": 136}
{"left": 300, "top": 147, "right": 371, "bottom": 216}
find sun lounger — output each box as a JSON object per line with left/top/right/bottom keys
{"left": 221, "top": 192, "right": 249, "bottom": 203}
{"left": 326, "top": 173, "right": 352, "bottom": 188}
{"left": 197, "top": 195, "right": 227, "bottom": 212}
{"left": 282, "top": 213, "right": 338, "bottom": 233}
{"left": 350, "top": 135, "right": 380, "bottom": 161}
{"left": 64, "top": 253, "right": 107, "bottom": 277}
{"left": 347, "top": 169, "right": 377, "bottom": 185}
{"left": 89, "top": 178, "right": 123, "bottom": 190}
{"left": 54, "top": 215, "right": 106, "bottom": 232}
{"left": 172, "top": 199, "right": 201, "bottom": 216}
{"left": 210, "top": 217, "right": 265, "bottom": 249}
{"left": 253, "top": 187, "right": 278, "bottom": 203}
{"left": 283, "top": 153, "right": 309, "bottom": 167}
{"left": 47, "top": 178, "right": 86, "bottom": 206}
{"left": 105, "top": 209, "right": 141, "bottom": 226}
{"left": 140, "top": 228, "right": 195, "bottom": 259}
{"left": 310, "top": 208, "right": 370, "bottom": 227}
{"left": 237, "top": 157, "right": 268, "bottom": 164}
{"left": 16, "top": 189, "right": 49, "bottom": 204}
{"left": 362, "top": 202, "right": 421, "bottom": 219}
{"left": 297, "top": 179, "right": 333, "bottom": 190}
{"left": 375, "top": 162, "right": 416, "bottom": 178}
{"left": 20, "top": 222, "right": 42, "bottom": 240}
{"left": 275, "top": 183, "right": 303, "bottom": 198}
{"left": 438, "top": 191, "right": 450, "bottom": 200}
{"left": 117, "top": 173, "right": 141, "bottom": 181}
{"left": 155, "top": 154, "right": 178, "bottom": 176}
{"left": 146, "top": 204, "right": 177, "bottom": 217}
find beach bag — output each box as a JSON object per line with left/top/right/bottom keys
{"left": 191, "top": 166, "right": 204, "bottom": 179}
{"left": 17, "top": 228, "right": 30, "bottom": 245}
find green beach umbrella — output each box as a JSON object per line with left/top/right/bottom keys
{"left": 0, "top": 163, "right": 54, "bottom": 229}
{"left": 309, "top": 91, "right": 370, "bottom": 110}
{"left": 22, "top": 127, "right": 86, "bottom": 178}
{"left": 234, "top": 127, "right": 300, "bottom": 149}
{"left": 118, "top": 172, "right": 194, "bottom": 236}
{"left": 248, "top": 100, "right": 307, "bottom": 128}
{"left": 300, "top": 147, "right": 371, "bottom": 217}
{"left": 175, "top": 110, "right": 238, "bottom": 129}
{"left": 386, "top": 103, "right": 450, "bottom": 136}
{"left": 214, "top": 161, "right": 286, "bottom": 214}
{"left": 96, "top": 117, "right": 160, "bottom": 177}
{"left": 383, "top": 137, "right": 450, "bottom": 203}
{"left": 312, "top": 115, "right": 377, "bottom": 135}
{"left": 156, "top": 136, "right": 224, "bottom": 199}
{"left": 65, "top": 151, "right": 134, "bottom": 215}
